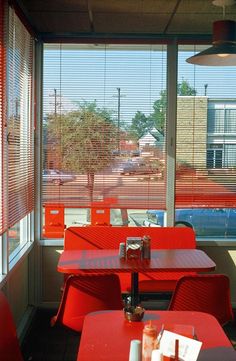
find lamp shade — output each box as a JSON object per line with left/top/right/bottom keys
{"left": 186, "top": 20, "right": 236, "bottom": 66}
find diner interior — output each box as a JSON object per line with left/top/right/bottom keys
{"left": 2, "top": 0, "right": 236, "bottom": 360}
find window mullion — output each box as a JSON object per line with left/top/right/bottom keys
{"left": 166, "top": 41, "right": 178, "bottom": 226}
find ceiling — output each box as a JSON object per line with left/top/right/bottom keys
{"left": 14, "top": 0, "right": 236, "bottom": 42}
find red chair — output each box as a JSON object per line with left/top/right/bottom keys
{"left": 168, "top": 274, "right": 234, "bottom": 326}
{"left": 0, "top": 291, "right": 24, "bottom": 361}
{"left": 51, "top": 274, "right": 124, "bottom": 332}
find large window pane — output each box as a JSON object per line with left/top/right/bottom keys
{"left": 7, "top": 8, "right": 34, "bottom": 232}
{"left": 43, "top": 44, "right": 167, "bottom": 234}
{"left": 176, "top": 45, "right": 236, "bottom": 237}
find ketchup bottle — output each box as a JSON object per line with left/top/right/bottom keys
{"left": 142, "top": 321, "right": 158, "bottom": 361}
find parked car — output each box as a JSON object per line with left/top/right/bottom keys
{"left": 143, "top": 208, "right": 236, "bottom": 237}
{"left": 130, "top": 149, "right": 141, "bottom": 157}
{"left": 120, "top": 159, "right": 158, "bottom": 175}
{"left": 43, "top": 169, "right": 76, "bottom": 185}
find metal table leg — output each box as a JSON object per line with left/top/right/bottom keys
{"left": 131, "top": 272, "right": 139, "bottom": 307}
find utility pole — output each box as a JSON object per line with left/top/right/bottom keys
{"left": 117, "top": 87, "right": 121, "bottom": 152}
{"left": 113, "top": 87, "right": 125, "bottom": 153}
{"left": 49, "top": 88, "right": 61, "bottom": 117}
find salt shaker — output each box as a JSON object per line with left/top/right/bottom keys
{"left": 142, "top": 320, "right": 157, "bottom": 361}
{"left": 142, "top": 235, "right": 151, "bottom": 259}
{"left": 119, "top": 242, "right": 126, "bottom": 259}
{"left": 129, "top": 339, "right": 142, "bottom": 361}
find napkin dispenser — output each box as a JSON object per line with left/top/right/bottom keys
{"left": 126, "top": 237, "right": 142, "bottom": 260}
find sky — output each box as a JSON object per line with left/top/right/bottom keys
{"left": 43, "top": 44, "right": 236, "bottom": 123}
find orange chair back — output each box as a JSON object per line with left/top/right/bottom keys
{"left": 168, "top": 274, "right": 234, "bottom": 326}
{"left": 51, "top": 274, "right": 123, "bottom": 332}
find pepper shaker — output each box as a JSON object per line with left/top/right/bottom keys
{"left": 142, "top": 235, "right": 151, "bottom": 259}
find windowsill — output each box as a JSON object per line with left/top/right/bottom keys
{"left": 197, "top": 238, "right": 236, "bottom": 247}
{"left": 40, "top": 239, "right": 64, "bottom": 246}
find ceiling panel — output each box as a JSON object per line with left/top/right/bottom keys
{"left": 14, "top": 0, "right": 236, "bottom": 40}
{"left": 177, "top": 0, "right": 236, "bottom": 14}
{"left": 20, "top": 0, "right": 88, "bottom": 11}
{"left": 168, "top": 14, "right": 215, "bottom": 34}
{"left": 31, "top": 12, "right": 91, "bottom": 33}
{"left": 90, "top": 0, "right": 178, "bottom": 13}
{"left": 94, "top": 13, "right": 171, "bottom": 34}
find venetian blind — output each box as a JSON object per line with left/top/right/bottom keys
{"left": 6, "top": 7, "right": 34, "bottom": 231}
{"left": 0, "top": 0, "right": 7, "bottom": 234}
{"left": 176, "top": 45, "right": 236, "bottom": 209}
{"left": 43, "top": 44, "right": 167, "bottom": 210}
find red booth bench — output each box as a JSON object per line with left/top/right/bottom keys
{"left": 64, "top": 226, "right": 197, "bottom": 293}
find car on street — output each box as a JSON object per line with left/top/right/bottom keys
{"left": 143, "top": 208, "right": 236, "bottom": 237}
{"left": 43, "top": 169, "right": 76, "bottom": 185}
{"left": 120, "top": 159, "right": 158, "bottom": 175}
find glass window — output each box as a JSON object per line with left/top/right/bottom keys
{"left": 224, "top": 144, "right": 236, "bottom": 168}
{"left": 9, "top": 213, "right": 32, "bottom": 263}
{"left": 42, "top": 43, "right": 236, "bottom": 239}
{"left": 208, "top": 109, "right": 225, "bottom": 133}
{"left": 0, "top": 6, "right": 34, "bottom": 271}
{"left": 42, "top": 44, "right": 167, "bottom": 235}
{"left": 225, "top": 109, "right": 236, "bottom": 133}
{"left": 7, "top": 8, "right": 34, "bottom": 233}
{"left": 176, "top": 45, "right": 236, "bottom": 238}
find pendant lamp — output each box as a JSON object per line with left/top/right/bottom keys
{"left": 186, "top": 0, "right": 236, "bottom": 66}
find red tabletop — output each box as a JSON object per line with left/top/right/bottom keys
{"left": 77, "top": 310, "right": 236, "bottom": 361}
{"left": 57, "top": 249, "right": 216, "bottom": 274}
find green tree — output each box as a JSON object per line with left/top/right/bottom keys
{"left": 151, "top": 79, "right": 197, "bottom": 134}
{"left": 128, "top": 79, "right": 197, "bottom": 139}
{"left": 46, "top": 104, "right": 117, "bottom": 202}
{"left": 75, "top": 100, "right": 115, "bottom": 123}
{"left": 128, "top": 111, "right": 153, "bottom": 140}
{"left": 177, "top": 78, "right": 197, "bottom": 96}
{"left": 149, "top": 89, "right": 167, "bottom": 135}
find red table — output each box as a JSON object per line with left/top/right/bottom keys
{"left": 57, "top": 249, "right": 216, "bottom": 306}
{"left": 77, "top": 310, "right": 236, "bottom": 361}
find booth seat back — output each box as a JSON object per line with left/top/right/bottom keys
{"left": 64, "top": 226, "right": 197, "bottom": 293}
{"left": 64, "top": 226, "right": 196, "bottom": 250}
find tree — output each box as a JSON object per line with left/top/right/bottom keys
{"left": 46, "top": 104, "right": 117, "bottom": 202}
{"left": 150, "top": 79, "right": 197, "bottom": 134}
{"left": 177, "top": 78, "right": 197, "bottom": 96}
{"left": 128, "top": 78, "right": 197, "bottom": 139}
{"left": 149, "top": 89, "right": 167, "bottom": 135}
{"left": 76, "top": 100, "right": 115, "bottom": 123}
{"left": 128, "top": 111, "right": 153, "bottom": 140}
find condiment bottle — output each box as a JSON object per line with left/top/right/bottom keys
{"left": 142, "top": 320, "right": 158, "bottom": 361}
{"left": 129, "top": 339, "right": 142, "bottom": 361}
{"left": 142, "top": 235, "right": 151, "bottom": 259}
{"left": 151, "top": 349, "right": 163, "bottom": 361}
{"left": 119, "top": 242, "right": 126, "bottom": 259}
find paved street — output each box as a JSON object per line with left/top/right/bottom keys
{"left": 42, "top": 173, "right": 165, "bottom": 208}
